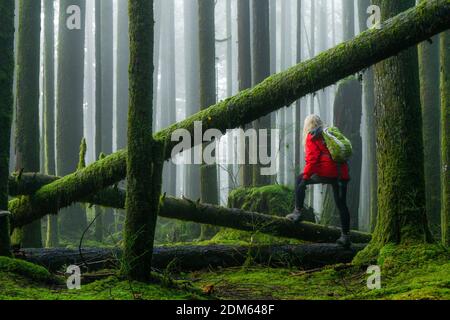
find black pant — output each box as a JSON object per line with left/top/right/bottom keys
{"left": 295, "top": 175, "right": 350, "bottom": 234}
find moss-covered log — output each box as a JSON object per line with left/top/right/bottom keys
{"left": 441, "top": 30, "right": 450, "bottom": 246}
{"left": 13, "top": 0, "right": 42, "bottom": 248}
{"left": 0, "top": 0, "right": 15, "bottom": 256}
{"left": 8, "top": 174, "right": 371, "bottom": 244}
{"left": 17, "top": 243, "right": 367, "bottom": 272}
{"left": 8, "top": 0, "right": 450, "bottom": 232}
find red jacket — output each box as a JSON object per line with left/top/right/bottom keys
{"left": 303, "top": 133, "right": 350, "bottom": 181}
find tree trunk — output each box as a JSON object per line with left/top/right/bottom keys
{"left": 160, "top": 0, "right": 177, "bottom": 197}
{"left": 198, "top": 0, "right": 219, "bottom": 239}
{"left": 237, "top": 0, "right": 253, "bottom": 187}
{"left": 8, "top": 0, "right": 450, "bottom": 231}
{"left": 358, "top": 0, "right": 377, "bottom": 232}
{"left": 56, "top": 0, "right": 87, "bottom": 239}
{"left": 18, "top": 243, "right": 367, "bottom": 272}
{"left": 12, "top": 0, "right": 42, "bottom": 248}
{"left": 321, "top": 77, "right": 362, "bottom": 230}
{"left": 252, "top": 0, "right": 273, "bottom": 186}
{"left": 441, "top": 31, "right": 450, "bottom": 247}
{"left": 183, "top": 0, "right": 201, "bottom": 202}
{"left": 0, "top": 0, "right": 15, "bottom": 256}
{"left": 354, "top": 0, "right": 433, "bottom": 264}
{"left": 115, "top": 0, "right": 129, "bottom": 151}
{"left": 295, "top": 0, "right": 303, "bottom": 176}
{"left": 43, "top": 0, "right": 58, "bottom": 248}
{"left": 99, "top": 0, "right": 115, "bottom": 236}
{"left": 343, "top": 0, "right": 355, "bottom": 41}
{"left": 123, "top": 0, "right": 162, "bottom": 281}
{"left": 418, "top": 1, "right": 442, "bottom": 237}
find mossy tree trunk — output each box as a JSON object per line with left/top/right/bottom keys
{"left": 251, "top": 0, "right": 273, "bottom": 186}
{"left": 7, "top": 0, "right": 450, "bottom": 231}
{"left": 418, "top": 0, "right": 442, "bottom": 237}
{"left": 354, "top": 0, "right": 433, "bottom": 263}
{"left": 122, "top": 0, "right": 163, "bottom": 281}
{"left": 43, "top": 0, "right": 58, "bottom": 248}
{"left": 198, "top": 0, "right": 219, "bottom": 239}
{"left": 0, "top": 0, "right": 15, "bottom": 256}
{"left": 56, "top": 0, "right": 88, "bottom": 239}
{"left": 358, "top": 0, "right": 378, "bottom": 232}
{"left": 12, "top": 0, "right": 42, "bottom": 248}
{"left": 237, "top": 0, "right": 253, "bottom": 187}
{"left": 321, "top": 77, "right": 362, "bottom": 230}
{"left": 441, "top": 31, "right": 450, "bottom": 247}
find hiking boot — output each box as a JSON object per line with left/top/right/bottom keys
{"left": 336, "top": 233, "right": 352, "bottom": 249}
{"left": 286, "top": 208, "right": 305, "bottom": 223}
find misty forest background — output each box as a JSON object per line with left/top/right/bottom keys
{"left": 0, "top": 0, "right": 449, "bottom": 299}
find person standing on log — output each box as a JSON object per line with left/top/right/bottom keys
{"left": 286, "top": 115, "right": 352, "bottom": 248}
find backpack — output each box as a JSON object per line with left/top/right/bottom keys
{"left": 321, "top": 127, "right": 353, "bottom": 163}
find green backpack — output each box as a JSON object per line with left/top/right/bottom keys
{"left": 322, "top": 127, "right": 353, "bottom": 163}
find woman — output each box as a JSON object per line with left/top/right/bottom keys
{"left": 286, "top": 115, "right": 351, "bottom": 248}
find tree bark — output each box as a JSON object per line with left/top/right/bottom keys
{"left": 237, "top": 0, "right": 253, "bottom": 187}
{"left": 17, "top": 243, "right": 367, "bottom": 272}
{"left": 251, "top": 0, "right": 272, "bottom": 186}
{"left": 358, "top": 0, "right": 377, "bottom": 232}
{"left": 43, "top": 0, "right": 58, "bottom": 248}
{"left": 12, "top": 0, "right": 42, "bottom": 248}
{"left": 0, "top": 0, "right": 15, "bottom": 256}
{"left": 56, "top": 0, "right": 87, "bottom": 239}
{"left": 123, "top": 0, "right": 161, "bottom": 281}
{"left": 7, "top": 0, "right": 450, "bottom": 233}
{"left": 321, "top": 77, "right": 362, "bottom": 230}
{"left": 441, "top": 30, "right": 450, "bottom": 247}
{"left": 418, "top": 1, "right": 442, "bottom": 236}
{"left": 354, "top": 0, "right": 433, "bottom": 264}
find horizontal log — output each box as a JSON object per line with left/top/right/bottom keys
{"left": 9, "top": 174, "right": 371, "bottom": 243}
{"left": 17, "top": 243, "right": 367, "bottom": 272}
{"left": 8, "top": 0, "right": 450, "bottom": 234}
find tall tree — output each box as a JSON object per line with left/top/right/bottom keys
{"left": 123, "top": 0, "right": 162, "bottom": 281}
{"left": 198, "top": 0, "right": 219, "bottom": 239}
{"left": 237, "top": 0, "right": 252, "bottom": 187}
{"left": 56, "top": 0, "right": 88, "bottom": 239}
{"left": 160, "top": 0, "right": 177, "bottom": 196}
{"left": 0, "top": 0, "right": 15, "bottom": 256}
{"left": 183, "top": 0, "right": 201, "bottom": 201}
{"left": 355, "top": 0, "right": 433, "bottom": 263}
{"left": 441, "top": 30, "right": 450, "bottom": 246}
{"left": 358, "top": 0, "right": 377, "bottom": 232}
{"left": 44, "top": 0, "right": 59, "bottom": 248}
{"left": 418, "top": 0, "right": 441, "bottom": 236}
{"left": 343, "top": 0, "right": 355, "bottom": 41}
{"left": 295, "top": 0, "right": 303, "bottom": 174}
{"left": 116, "top": 0, "right": 129, "bottom": 151}
{"left": 12, "top": 0, "right": 42, "bottom": 248}
{"left": 321, "top": 77, "right": 362, "bottom": 230}
{"left": 252, "top": 0, "right": 273, "bottom": 186}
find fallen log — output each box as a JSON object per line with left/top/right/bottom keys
{"left": 7, "top": 0, "right": 450, "bottom": 228}
{"left": 9, "top": 174, "right": 371, "bottom": 243}
{"left": 17, "top": 243, "right": 367, "bottom": 272}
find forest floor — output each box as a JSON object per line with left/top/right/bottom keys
{"left": 1, "top": 243, "right": 449, "bottom": 300}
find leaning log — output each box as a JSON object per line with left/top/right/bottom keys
{"left": 9, "top": 174, "right": 371, "bottom": 243}
{"left": 17, "top": 243, "right": 367, "bottom": 272}
{"left": 8, "top": 0, "right": 450, "bottom": 231}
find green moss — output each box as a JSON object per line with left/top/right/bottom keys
{"left": 0, "top": 257, "right": 54, "bottom": 283}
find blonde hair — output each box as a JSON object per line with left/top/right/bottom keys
{"left": 303, "top": 114, "right": 324, "bottom": 146}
